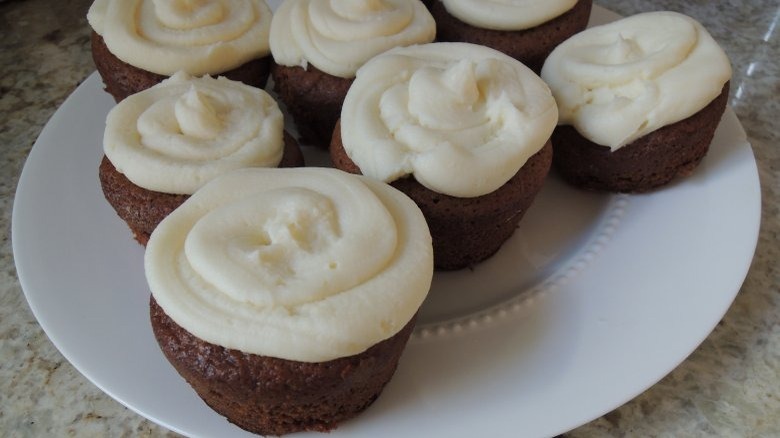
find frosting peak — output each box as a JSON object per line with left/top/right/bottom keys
{"left": 175, "top": 86, "right": 223, "bottom": 139}
{"left": 407, "top": 60, "right": 482, "bottom": 131}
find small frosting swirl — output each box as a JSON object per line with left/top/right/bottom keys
{"left": 340, "top": 42, "right": 558, "bottom": 198}
{"left": 146, "top": 167, "right": 433, "bottom": 361}
{"left": 269, "top": 0, "right": 436, "bottom": 78}
{"left": 541, "top": 11, "right": 732, "bottom": 150}
{"left": 174, "top": 86, "right": 223, "bottom": 139}
{"left": 104, "top": 72, "right": 284, "bottom": 194}
{"left": 441, "top": 0, "right": 578, "bottom": 31}
{"left": 87, "top": 0, "right": 272, "bottom": 75}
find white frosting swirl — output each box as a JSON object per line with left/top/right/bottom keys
{"left": 87, "top": 0, "right": 272, "bottom": 75}
{"left": 104, "top": 72, "right": 284, "bottom": 194}
{"left": 541, "top": 11, "right": 732, "bottom": 150}
{"left": 340, "top": 42, "right": 558, "bottom": 198}
{"left": 441, "top": 0, "right": 578, "bottom": 31}
{"left": 146, "top": 167, "right": 433, "bottom": 362}
{"left": 269, "top": 0, "right": 436, "bottom": 78}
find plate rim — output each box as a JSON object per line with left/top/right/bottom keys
{"left": 11, "top": 5, "right": 761, "bottom": 437}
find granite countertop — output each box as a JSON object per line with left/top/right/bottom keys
{"left": 1, "top": 0, "right": 777, "bottom": 436}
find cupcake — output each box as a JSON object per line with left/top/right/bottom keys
{"left": 269, "top": 0, "right": 436, "bottom": 147}
{"left": 330, "top": 42, "right": 557, "bottom": 270}
{"left": 146, "top": 167, "right": 434, "bottom": 435}
{"left": 541, "top": 11, "right": 732, "bottom": 192}
{"left": 99, "top": 72, "right": 304, "bottom": 245}
{"left": 428, "top": 0, "right": 593, "bottom": 73}
{"left": 87, "top": 0, "right": 274, "bottom": 101}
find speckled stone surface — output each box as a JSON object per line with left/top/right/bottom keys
{"left": 1, "top": 1, "right": 777, "bottom": 437}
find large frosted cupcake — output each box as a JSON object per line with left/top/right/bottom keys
{"left": 99, "top": 72, "right": 303, "bottom": 245}
{"left": 146, "top": 167, "right": 433, "bottom": 435}
{"left": 541, "top": 11, "right": 732, "bottom": 192}
{"left": 428, "top": 0, "right": 593, "bottom": 73}
{"left": 87, "top": 0, "right": 274, "bottom": 101}
{"left": 330, "top": 42, "right": 557, "bottom": 270}
{"left": 269, "top": 0, "right": 435, "bottom": 147}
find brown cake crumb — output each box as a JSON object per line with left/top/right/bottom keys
{"left": 150, "top": 297, "right": 417, "bottom": 436}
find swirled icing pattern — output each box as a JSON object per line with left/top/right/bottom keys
{"left": 87, "top": 0, "right": 272, "bottom": 75}
{"left": 269, "top": 0, "right": 436, "bottom": 78}
{"left": 104, "top": 72, "right": 284, "bottom": 194}
{"left": 340, "top": 42, "right": 558, "bottom": 198}
{"left": 441, "top": 0, "right": 578, "bottom": 30}
{"left": 146, "top": 167, "right": 433, "bottom": 361}
{"left": 541, "top": 11, "right": 732, "bottom": 150}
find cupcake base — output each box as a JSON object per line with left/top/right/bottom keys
{"left": 99, "top": 133, "right": 304, "bottom": 246}
{"left": 90, "top": 32, "right": 272, "bottom": 102}
{"left": 331, "top": 120, "right": 553, "bottom": 270}
{"left": 429, "top": 0, "right": 593, "bottom": 73}
{"left": 150, "top": 297, "right": 416, "bottom": 436}
{"left": 551, "top": 82, "right": 730, "bottom": 193}
{"left": 271, "top": 62, "right": 354, "bottom": 148}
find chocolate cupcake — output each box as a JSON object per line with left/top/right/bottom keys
{"left": 98, "top": 72, "right": 303, "bottom": 245}
{"left": 87, "top": 0, "right": 274, "bottom": 101}
{"left": 331, "top": 42, "right": 558, "bottom": 270}
{"left": 145, "top": 167, "right": 434, "bottom": 435}
{"left": 541, "top": 11, "right": 732, "bottom": 192}
{"left": 150, "top": 297, "right": 416, "bottom": 435}
{"left": 269, "top": 0, "right": 435, "bottom": 147}
{"left": 429, "top": 0, "right": 593, "bottom": 73}
{"left": 332, "top": 122, "right": 552, "bottom": 270}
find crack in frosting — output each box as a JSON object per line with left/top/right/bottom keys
{"left": 146, "top": 167, "right": 433, "bottom": 361}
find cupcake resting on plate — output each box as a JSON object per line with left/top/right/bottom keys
{"left": 87, "top": 0, "right": 274, "bottom": 101}
{"left": 330, "top": 42, "right": 558, "bottom": 270}
{"left": 269, "top": 0, "right": 436, "bottom": 147}
{"left": 99, "top": 72, "right": 303, "bottom": 245}
{"left": 146, "top": 167, "right": 434, "bottom": 435}
{"left": 428, "top": 0, "right": 593, "bottom": 73}
{"left": 541, "top": 11, "right": 732, "bottom": 192}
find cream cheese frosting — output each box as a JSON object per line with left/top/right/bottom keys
{"left": 269, "top": 0, "right": 436, "bottom": 78}
{"left": 146, "top": 167, "right": 433, "bottom": 362}
{"left": 340, "top": 42, "right": 558, "bottom": 198}
{"left": 87, "top": 0, "right": 272, "bottom": 76}
{"left": 541, "top": 11, "right": 732, "bottom": 150}
{"left": 441, "top": 0, "right": 578, "bottom": 31}
{"left": 104, "top": 72, "right": 284, "bottom": 195}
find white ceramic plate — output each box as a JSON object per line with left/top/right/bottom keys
{"left": 13, "top": 5, "right": 760, "bottom": 438}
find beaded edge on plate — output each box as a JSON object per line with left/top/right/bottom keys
{"left": 412, "top": 194, "right": 631, "bottom": 341}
